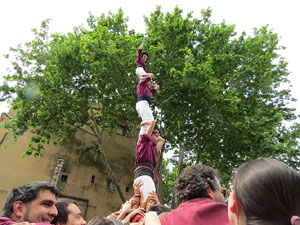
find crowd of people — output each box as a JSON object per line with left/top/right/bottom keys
{"left": 1, "top": 43, "right": 300, "bottom": 225}
{"left": 0, "top": 158, "right": 300, "bottom": 225}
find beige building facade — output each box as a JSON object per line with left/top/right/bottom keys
{"left": 0, "top": 111, "right": 136, "bottom": 221}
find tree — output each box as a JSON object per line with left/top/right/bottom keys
{"left": 144, "top": 6, "right": 300, "bottom": 205}
{"left": 0, "top": 9, "right": 141, "bottom": 202}
{"left": 1, "top": 6, "right": 299, "bottom": 206}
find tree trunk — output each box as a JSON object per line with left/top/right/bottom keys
{"left": 170, "top": 189, "right": 176, "bottom": 209}
{"left": 177, "top": 143, "right": 185, "bottom": 175}
{"left": 156, "top": 150, "right": 164, "bottom": 204}
{"left": 196, "top": 144, "right": 205, "bottom": 164}
{"left": 90, "top": 106, "right": 126, "bottom": 203}
{"left": 171, "top": 143, "right": 185, "bottom": 209}
{"left": 97, "top": 144, "right": 126, "bottom": 202}
{"left": 156, "top": 112, "right": 166, "bottom": 204}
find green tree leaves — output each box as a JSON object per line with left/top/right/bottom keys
{"left": 1, "top": 6, "right": 299, "bottom": 204}
{"left": 144, "top": 6, "right": 299, "bottom": 204}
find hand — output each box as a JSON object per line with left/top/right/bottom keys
{"left": 148, "top": 191, "right": 160, "bottom": 205}
{"left": 140, "top": 191, "right": 147, "bottom": 210}
{"left": 129, "top": 207, "right": 145, "bottom": 219}
{"left": 140, "top": 120, "right": 154, "bottom": 128}
{"left": 148, "top": 73, "right": 154, "bottom": 79}
{"left": 133, "top": 181, "right": 143, "bottom": 195}
{"left": 153, "top": 85, "right": 160, "bottom": 90}
{"left": 120, "top": 200, "right": 133, "bottom": 214}
{"left": 131, "top": 181, "right": 143, "bottom": 209}
{"left": 144, "top": 191, "right": 160, "bottom": 212}
{"left": 117, "top": 201, "right": 134, "bottom": 220}
{"left": 157, "top": 136, "right": 165, "bottom": 143}
{"left": 139, "top": 41, "right": 144, "bottom": 49}
{"left": 122, "top": 207, "right": 145, "bottom": 224}
{"left": 106, "top": 211, "right": 120, "bottom": 220}
{"left": 140, "top": 121, "right": 147, "bottom": 128}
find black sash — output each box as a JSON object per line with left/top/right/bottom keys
{"left": 134, "top": 162, "right": 155, "bottom": 180}
{"left": 137, "top": 94, "right": 151, "bottom": 105}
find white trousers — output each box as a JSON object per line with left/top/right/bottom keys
{"left": 136, "top": 67, "right": 148, "bottom": 80}
{"left": 136, "top": 101, "right": 154, "bottom": 136}
{"left": 134, "top": 175, "right": 156, "bottom": 201}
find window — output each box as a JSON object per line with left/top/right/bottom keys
{"left": 60, "top": 175, "right": 68, "bottom": 182}
{"left": 91, "top": 175, "right": 95, "bottom": 184}
{"left": 116, "top": 126, "right": 127, "bottom": 136}
{"left": 107, "top": 179, "right": 115, "bottom": 191}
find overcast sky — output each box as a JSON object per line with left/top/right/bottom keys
{"left": 1, "top": 0, "right": 299, "bottom": 119}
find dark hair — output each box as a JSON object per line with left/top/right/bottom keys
{"left": 233, "top": 158, "right": 300, "bottom": 225}
{"left": 175, "top": 164, "right": 220, "bottom": 205}
{"left": 111, "top": 220, "right": 123, "bottom": 225}
{"left": 142, "top": 52, "right": 149, "bottom": 61}
{"left": 148, "top": 204, "right": 171, "bottom": 215}
{"left": 52, "top": 198, "right": 78, "bottom": 224}
{"left": 87, "top": 216, "right": 114, "bottom": 225}
{"left": 0, "top": 181, "right": 58, "bottom": 217}
{"left": 151, "top": 129, "right": 159, "bottom": 136}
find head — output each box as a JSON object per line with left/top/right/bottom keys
{"left": 148, "top": 204, "right": 170, "bottom": 215}
{"left": 228, "top": 158, "right": 300, "bottom": 225}
{"left": 175, "top": 164, "right": 225, "bottom": 206}
{"left": 0, "top": 181, "right": 58, "bottom": 223}
{"left": 52, "top": 198, "right": 86, "bottom": 225}
{"left": 142, "top": 52, "right": 149, "bottom": 62}
{"left": 110, "top": 220, "right": 123, "bottom": 225}
{"left": 87, "top": 216, "right": 114, "bottom": 225}
{"left": 150, "top": 129, "right": 159, "bottom": 145}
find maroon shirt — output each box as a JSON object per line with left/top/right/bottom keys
{"left": 160, "top": 198, "right": 230, "bottom": 225}
{"left": 0, "top": 217, "right": 51, "bottom": 225}
{"left": 137, "top": 76, "right": 157, "bottom": 98}
{"left": 136, "top": 48, "right": 147, "bottom": 71}
{"left": 135, "top": 134, "right": 158, "bottom": 168}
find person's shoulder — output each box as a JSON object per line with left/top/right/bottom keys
{"left": 0, "top": 217, "right": 15, "bottom": 225}
{"left": 139, "top": 133, "right": 151, "bottom": 142}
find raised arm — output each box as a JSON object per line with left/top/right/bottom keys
{"left": 117, "top": 201, "right": 133, "bottom": 220}
{"left": 156, "top": 136, "right": 165, "bottom": 153}
{"left": 139, "top": 74, "right": 154, "bottom": 86}
{"left": 121, "top": 208, "right": 145, "bottom": 224}
{"left": 140, "top": 120, "right": 156, "bottom": 137}
{"left": 136, "top": 41, "right": 145, "bottom": 65}
{"left": 138, "top": 41, "right": 144, "bottom": 50}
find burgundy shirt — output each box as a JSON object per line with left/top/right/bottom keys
{"left": 137, "top": 76, "right": 157, "bottom": 98}
{"left": 135, "top": 134, "right": 158, "bottom": 168}
{"left": 160, "top": 198, "right": 231, "bottom": 225}
{"left": 136, "top": 48, "right": 147, "bottom": 71}
{"left": 0, "top": 217, "right": 51, "bottom": 225}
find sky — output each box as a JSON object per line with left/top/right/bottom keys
{"left": 0, "top": 0, "right": 299, "bottom": 118}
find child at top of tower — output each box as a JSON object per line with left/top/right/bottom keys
{"left": 136, "top": 41, "right": 153, "bottom": 80}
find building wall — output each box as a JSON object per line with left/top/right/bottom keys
{"left": 0, "top": 112, "right": 136, "bottom": 221}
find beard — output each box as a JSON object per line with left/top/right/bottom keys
{"left": 22, "top": 203, "right": 53, "bottom": 223}
{"left": 23, "top": 203, "right": 31, "bottom": 222}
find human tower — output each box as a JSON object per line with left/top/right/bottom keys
{"left": 124, "top": 41, "right": 166, "bottom": 222}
